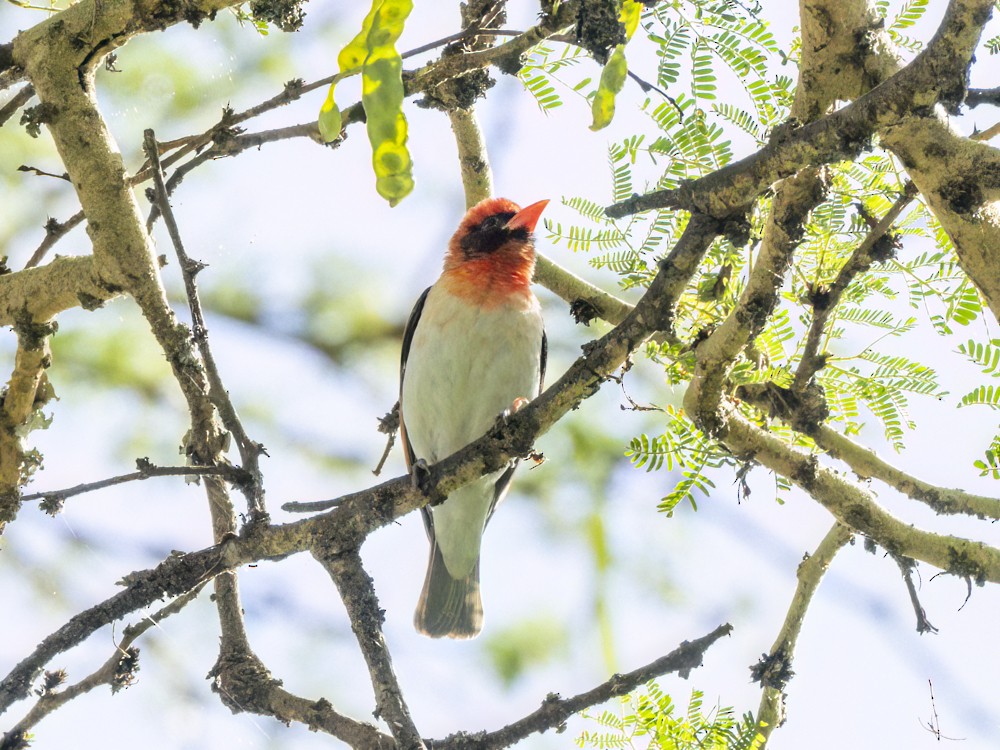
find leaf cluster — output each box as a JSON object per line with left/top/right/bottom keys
{"left": 577, "top": 685, "right": 764, "bottom": 750}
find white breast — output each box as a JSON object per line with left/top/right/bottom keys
{"left": 401, "top": 284, "right": 544, "bottom": 464}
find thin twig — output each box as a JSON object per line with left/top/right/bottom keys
{"left": 753, "top": 523, "right": 853, "bottom": 740}
{"left": 21, "top": 461, "right": 249, "bottom": 510}
{"left": 134, "top": 27, "right": 528, "bottom": 187}
{"left": 1, "top": 583, "right": 207, "bottom": 747}
{"left": 793, "top": 181, "right": 918, "bottom": 391}
{"left": 24, "top": 211, "right": 84, "bottom": 269}
{"left": 142, "top": 128, "right": 267, "bottom": 517}
{"left": 627, "top": 69, "right": 684, "bottom": 120}
{"left": 372, "top": 403, "right": 400, "bottom": 477}
{"left": 17, "top": 164, "right": 69, "bottom": 181}
{"left": 320, "top": 551, "right": 425, "bottom": 750}
{"left": 432, "top": 623, "right": 734, "bottom": 749}
{"left": 890, "top": 552, "right": 938, "bottom": 634}
{"left": 0, "top": 83, "right": 33, "bottom": 127}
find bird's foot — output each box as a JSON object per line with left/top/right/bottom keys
{"left": 410, "top": 458, "right": 431, "bottom": 491}
{"left": 498, "top": 397, "right": 530, "bottom": 424}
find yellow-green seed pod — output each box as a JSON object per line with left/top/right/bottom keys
{"left": 361, "top": 0, "right": 414, "bottom": 205}
{"left": 589, "top": 1, "right": 643, "bottom": 131}
{"left": 316, "top": 2, "right": 381, "bottom": 144}
{"left": 591, "top": 44, "right": 628, "bottom": 131}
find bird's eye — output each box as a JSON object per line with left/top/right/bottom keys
{"left": 461, "top": 212, "right": 520, "bottom": 255}
{"left": 478, "top": 214, "right": 510, "bottom": 232}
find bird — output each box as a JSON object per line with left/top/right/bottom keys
{"left": 399, "top": 196, "right": 548, "bottom": 639}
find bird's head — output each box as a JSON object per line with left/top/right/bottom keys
{"left": 442, "top": 199, "right": 549, "bottom": 299}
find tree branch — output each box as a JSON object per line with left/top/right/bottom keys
{"left": 20, "top": 460, "right": 250, "bottom": 511}
{"left": 811, "top": 424, "right": 1000, "bottom": 520}
{"left": 1, "top": 583, "right": 206, "bottom": 746}
{"left": 207, "top": 567, "right": 395, "bottom": 749}
{"left": 606, "top": 0, "right": 995, "bottom": 220}
{"left": 0, "top": 317, "right": 55, "bottom": 530}
{"left": 734, "top": 384, "right": 1000, "bottom": 522}
{"left": 753, "top": 523, "right": 853, "bottom": 741}
{"left": 0, "top": 82, "right": 32, "bottom": 127}
{"left": 433, "top": 623, "right": 734, "bottom": 749}
{"left": 319, "top": 551, "right": 424, "bottom": 750}
{"left": 0, "top": 255, "right": 117, "bottom": 327}
{"left": 967, "top": 86, "right": 1000, "bottom": 107}
{"left": 792, "top": 182, "right": 917, "bottom": 391}
{"left": 143, "top": 128, "right": 266, "bottom": 517}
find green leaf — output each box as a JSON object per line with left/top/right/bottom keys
{"left": 959, "top": 385, "right": 1000, "bottom": 410}
{"left": 958, "top": 338, "right": 1000, "bottom": 376}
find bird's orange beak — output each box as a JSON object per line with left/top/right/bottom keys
{"left": 505, "top": 199, "right": 549, "bottom": 234}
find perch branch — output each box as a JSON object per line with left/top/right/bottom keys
{"left": 0, "top": 216, "right": 722, "bottom": 712}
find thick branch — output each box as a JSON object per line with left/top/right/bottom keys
{"left": 735, "top": 384, "right": 1000, "bottom": 521}
{"left": 812, "top": 424, "right": 1000, "bottom": 520}
{"left": 0, "top": 255, "right": 117, "bottom": 327}
{"left": 606, "top": 0, "right": 995, "bottom": 220}
{"left": 450, "top": 106, "right": 494, "bottom": 208}
{"left": 704, "top": 403, "right": 1000, "bottom": 585}
{"left": 882, "top": 114, "right": 1000, "bottom": 324}
{"left": 686, "top": 168, "right": 827, "bottom": 433}
{"left": 0, "top": 319, "right": 55, "bottom": 530}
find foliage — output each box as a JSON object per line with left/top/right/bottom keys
{"left": 540, "top": 0, "right": 999, "bottom": 500}
{"left": 577, "top": 686, "right": 764, "bottom": 750}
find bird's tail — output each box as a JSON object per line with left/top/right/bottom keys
{"left": 414, "top": 542, "right": 483, "bottom": 639}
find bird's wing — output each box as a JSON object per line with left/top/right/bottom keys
{"left": 399, "top": 285, "right": 431, "bottom": 472}
{"left": 539, "top": 329, "right": 547, "bottom": 394}
{"left": 399, "top": 285, "right": 437, "bottom": 541}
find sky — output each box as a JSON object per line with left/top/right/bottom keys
{"left": 2, "top": 2, "right": 1000, "bottom": 749}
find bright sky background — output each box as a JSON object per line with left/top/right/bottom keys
{"left": 2, "top": 2, "right": 1000, "bottom": 749}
